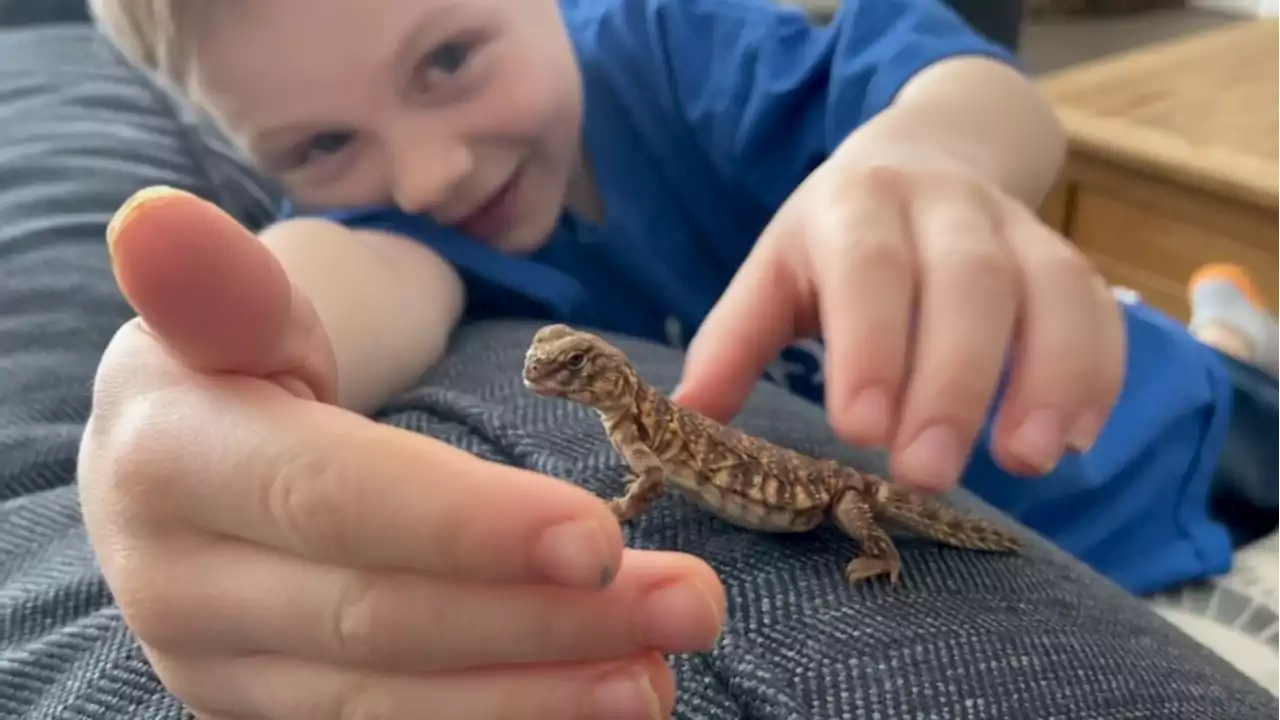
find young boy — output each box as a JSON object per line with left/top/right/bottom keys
{"left": 88, "top": 0, "right": 1261, "bottom": 600}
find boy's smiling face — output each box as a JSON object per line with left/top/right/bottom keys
{"left": 191, "top": 0, "right": 584, "bottom": 252}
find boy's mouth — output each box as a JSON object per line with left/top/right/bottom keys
{"left": 455, "top": 170, "right": 520, "bottom": 240}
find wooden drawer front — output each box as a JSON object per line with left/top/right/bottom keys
{"left": 1071, "top": 189, "right": 1279, "bottom": 315}
{"left": 1090, "top": 254, "right": 1191, "bottom": 321}
{"left": 1038, "top": 180, "right": 1070, "bottom": 234}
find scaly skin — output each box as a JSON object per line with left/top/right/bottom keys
{"left": 522, "top": 323, "right": 1022, "bottom": 585}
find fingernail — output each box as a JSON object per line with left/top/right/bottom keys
{"left": 1066, "top": 410, "right": 1103, "bottom": 452}
{"left": 641, "top": 580, "right": 723, "bottom": 651}
{"left": 1009, "top": 409, "right": 1065, "bottom": 473}
{"left": 896, "top": 425, "right": 966, "bottom": 491}
{"left": 840, "top": 387, "right": 891, "bottom": 444}
{"left": 533, "top": 519, "right": 614, "bottom": 589}
{"left": 587, "top": 665, "right": 664, "bottom": 720}
{"left": 105, "top": 185, "right": 192, "bottom": 255}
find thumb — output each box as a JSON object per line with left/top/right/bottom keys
{"left": 671, "top": 239, "right": 806, "bottom": 423}
{"left": 106, "top": 186, "right": 338, "bottom": 404}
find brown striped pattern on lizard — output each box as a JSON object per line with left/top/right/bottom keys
{"left": 522, "top": 323, "right": 1021, "bottom": 585}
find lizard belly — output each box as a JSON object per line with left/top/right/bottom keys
{"left": 662, "top": 466, "right": 824, "bottom": 533}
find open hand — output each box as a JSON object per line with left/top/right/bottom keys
{"left": 673, "top": 150, "right": 1125, "bottom": 492}
{"left": 78, "top": 188, "right": 724, "bottom": 719}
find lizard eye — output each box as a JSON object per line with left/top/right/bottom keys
{"left": 564, "top": 351, "right": 587, "bottom": 370}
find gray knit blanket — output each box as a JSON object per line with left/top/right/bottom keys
{"left": 0, "top": 25, "right": 1275, "bottom": 719}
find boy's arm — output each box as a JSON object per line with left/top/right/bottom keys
{"left": 258, "top": 218, "right": 464, "bottom": 415}
{"left": 628, "top": 0, "right": 1053, "bottom": 218}
{"left": 831, "top": 55, "right": 1066, "bottom": 210}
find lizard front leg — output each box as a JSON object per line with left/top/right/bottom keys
{"left": 606, "top": 428, "right": 667, "bottom": 523}
{"left": 830, "top": 486, "right": 902, "bottom": 585}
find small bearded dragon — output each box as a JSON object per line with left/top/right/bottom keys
{"left": 522, "top": 324, "right": 1022, "bottom": 585}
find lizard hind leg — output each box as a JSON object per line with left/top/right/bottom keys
{"left": 830, "top": 487, "right": 902, "bottom": 585}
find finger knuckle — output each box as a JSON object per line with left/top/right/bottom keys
{"left": 526, "top": 602, "right": 598, "bottom": 658}
{"left": 329, "top": 572, "right": 383, "bottom": 663}
{"left": 848, "top": 164, "right": 908, "bottom": 194}
{"left": 89, "top": 319, "right": 183, "bottom": 421}
{"left": 79, "top": 395, "right": 173, "bottom": 505}
{"left": 470, "top": 677, "right": 581, "bottom": 720}
{"left": 921, "top": 362, "right": 1005, "bottom": 426}
{"left": 334, "top": 677, "right": 392, "bottom": 720}
{"left": 844, "top": 236, "right": 914, "bottom": 278}
{"left": 931, "top": 385, "right": 993, "bottom": 434}
{"left": 90, "top": 320, "right": 150, "bottom": 403}
{"left": 112, "top": 560, "right": 197, "bottom": 652}
{"left": 954, "top": 244, "right": 1016, "bottom": 281}
{"left": 491, "top": 688, "right": 568, "bottom": 720}
{"left": 81, "top": 321, "right": 214, "bottom": 512}
{"left": 264, "top": 451, "right": 350, "bottom": 558}
{"left": 1044, "top": 243, "right": 1095, "bottom": 280}
{"left": 949, "top": 173, "right": 993, "bottom": 202}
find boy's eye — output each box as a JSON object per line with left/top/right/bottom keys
{"left": 289, "top": 131, "right": 353, "bottom": 167}
{"left": 307, "top": 132, "right": 353, "bottom": 156}
{"left": 421, "top": 40, "right": 473, "bottom": 79}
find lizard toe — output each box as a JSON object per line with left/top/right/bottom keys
{"left": 843, "top": 556, "right": 900, "bottom": 586}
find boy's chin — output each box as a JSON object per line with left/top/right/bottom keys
{"left": 488, "top": 213, "right": 559, "bottom": 255}
{"left": 489, "top": 228, "right": 553, "bottom": 255}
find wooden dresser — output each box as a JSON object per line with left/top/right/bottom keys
{"left": 1037, "top": 19, "right": 1278, "bottom": 322}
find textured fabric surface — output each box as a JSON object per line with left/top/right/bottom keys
{"left": 0, "top": 24, "right": 280, "bottom": 509}
{"left": 0, "top": 23, "right": 1278, "bottom": 720}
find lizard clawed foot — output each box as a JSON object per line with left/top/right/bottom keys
{"left": 606, "top": 497, "right": 633, "bottom": 522}
{"left": 606, "top": 472, "right": 664, "bottom": 523}
{"left": 844, "top": 556, "right": 901, "bottom": 585}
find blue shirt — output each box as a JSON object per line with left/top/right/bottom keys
{"left": 285, "top": 0, "right": 1234, "bottom": 595}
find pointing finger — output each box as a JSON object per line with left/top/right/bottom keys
{"left": 673, "top": 220, "right": 808, "bottom": 423}
{"left": 813, "top": 168, "right": 915, "bottom": 448}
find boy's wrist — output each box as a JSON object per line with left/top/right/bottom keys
{"left": 833, "top": 56, "right": 1066, "bottom": 209}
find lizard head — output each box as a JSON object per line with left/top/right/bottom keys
{"left": 522, "top": 323, "right": 637, "bottom": 408}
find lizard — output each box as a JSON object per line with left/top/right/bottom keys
{"left": 521, "top": 323, "right": 1023, "bottom": 585}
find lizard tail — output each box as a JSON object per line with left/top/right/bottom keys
{"left": 874, "top": 483, "right": 1022, "bottom": 553}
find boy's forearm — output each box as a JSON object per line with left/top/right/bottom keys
{"left": 258, "top": 219, "right": 464, "bottom": 415}
{"left": 835, "top": 56, "right": 1067, "bottom": 209}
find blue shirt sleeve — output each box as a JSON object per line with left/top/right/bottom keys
{"left": 960, "top": 301, "right": 1238, "bottom": 596}
{"left": 598, "top": 0, "right": 1021, "bottom": 212}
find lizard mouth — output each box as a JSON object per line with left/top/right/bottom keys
{"left": 521, "top": 371, "right": 561, "bottom": 396}
{"left": 528, "top": 383, "right": 564, "bottom": 397}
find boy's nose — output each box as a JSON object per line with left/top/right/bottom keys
{"left": 389, "top": 142, "right": 474, "bottom": 218}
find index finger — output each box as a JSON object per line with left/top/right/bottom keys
{"left": 672, "top": 218, "right": 807, "bottom": 423}
{"left": 811, "top": 169, "right": 915, "bottom": 448}
{"left": 147, "top": 377, "right": 627, "bottom": 589}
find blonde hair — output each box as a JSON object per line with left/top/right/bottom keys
{"left": 87, "top": 0, "right": 206, "bottom": 94}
